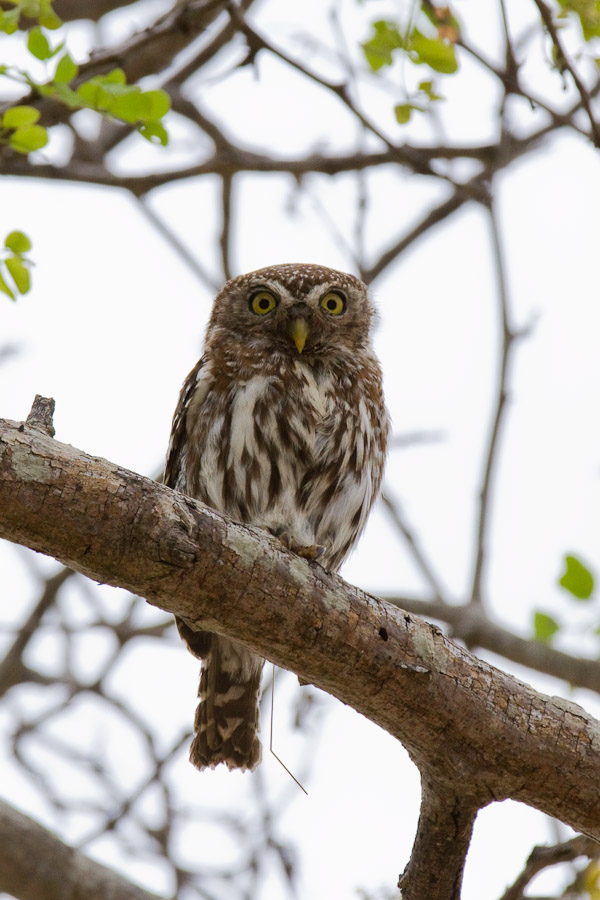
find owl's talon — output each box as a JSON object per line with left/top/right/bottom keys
{"left": 295, "top": 544, "right": 326, "bottom": 561}
{"left": 274, "top": 532, "right": 326, "bottom": 561}
{"left": 274, "top": 531, "right": 294, "bottom": 550}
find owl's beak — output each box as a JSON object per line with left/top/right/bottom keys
{"left": 288, "top": 318, "right": 310, "bottom": 354}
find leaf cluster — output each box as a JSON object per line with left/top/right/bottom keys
{"left": 0, "top": 0, "right": 61, "bottom": 34}
{"left": 0, "top": 231, "right": 33, "bottom": 300}
{"left": 361, "top": 2, "right": 459, "bottom": 124}
{"left": 0, "top": 16, "right": 171, "bottom": 154}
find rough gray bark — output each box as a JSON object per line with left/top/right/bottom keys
{"left": 1, "top": 411, "right": 600, "bottom": 900}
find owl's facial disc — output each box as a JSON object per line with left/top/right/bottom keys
{"left": 288, "top": 318, "right": 310, "bottom": 354}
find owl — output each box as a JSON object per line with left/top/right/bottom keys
{"left": 164, "top": 263, "right": 389, "bottom": 772}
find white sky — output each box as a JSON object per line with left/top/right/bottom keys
{"left": 1, "top": 1, "right": 600, "bottom": 898}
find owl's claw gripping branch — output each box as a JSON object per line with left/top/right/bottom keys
{"left": 276, "top": 533, "right": 327, "bottom": 561}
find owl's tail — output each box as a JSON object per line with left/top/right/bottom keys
{"left": 189, "top": 634, "right": 264, "bottom": 772}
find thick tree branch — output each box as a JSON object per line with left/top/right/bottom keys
{"left": 0, "top": 799, "right": 162, "bottom": 900}
{"left": 1, "top": 413, "right": 600, "bottom": 868}
{"left": 0, "top": 0, "right": 140, "bottom": 24}
{"left": 382, "top": 595, "right": 600, "bottom": 695}
{"left": 0, "top": 145, "right": 500, "bottom": 194}
{"left": 53, "top": 0, "right": 136, "bottom": 19}
{"left": 399, "top": 782, "right": 479, "bottom": 900}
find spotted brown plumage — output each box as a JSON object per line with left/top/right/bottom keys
{"left": 165, "top": 263, "right": 389, "bottom": 771}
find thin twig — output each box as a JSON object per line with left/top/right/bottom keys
{"left": 381, "top": 492, "right": 447, "bottom": 604}
{"left": 532, "top": 0, "right": 600, "bottom": 147}
{"left": 499, "top": 0, "right": 519, "bottom": 88}
{"left": 134, "top": 196, "right": 220, "bottom": 292}
{"left": 499, "top": 835, "right": 600, "bottom": 900}
{"left": 0, "top": 566, "right": 75, "bottom": 696}
{"left": 225, "top": 3, "right": 400, "bottom": 154}
{"left": 219, "top": 173, "right": 233, "bottom": 282}
{"left": 361, "top": 190, "right": 467, "bottom": 284}
{"left": 469, "top": 197, "right": 517, "bottom": 605}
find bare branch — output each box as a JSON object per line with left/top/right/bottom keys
{"left": 219, "top": 173, "right": 233, "bottom": 282}
{"left": 0, "top": 799, "right": 163, "bottom": 900}
{"left": 0, "top": 566, "right": 75, "bottom": 696}
{"left": 469, "top": 198, "right": 518, "bottom": 605}
{"left": 0, "top": 147, "right": 498, "bottom": 196}
{"left": 0, "top": 0, "right": 139, "bottom": 24}
{"left": 361, "top": 190, "right": 468, "bottom": 284}
{"left": 226, "top": 5, "right": 400, "bottom": 154}
{"left": 399, "top": 783, "right": 479, "bottom": 900}
{"left": 135, "top": 196, "right": 220, "bottom": 291}
{"left": 381, "top": 492, "right": 447, "bottom": 603}
{"left": 532, "top": 0, "right": 600, "bottom": 147}
{"left": 499, "top": 834, "right": 600, "bottom": 900}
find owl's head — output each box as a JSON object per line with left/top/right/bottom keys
{"left": 205, "top": 263, "right": 375, "bottom": 360}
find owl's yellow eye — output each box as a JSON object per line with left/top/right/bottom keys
{"left": 250, "top": 291, "right": 277, "bottom": 315}
{"left": 320, "top": 291, "right": 346, "bottom": 315}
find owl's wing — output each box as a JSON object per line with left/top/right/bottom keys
{"left": 163, "top": 356, "right": 204, "bottom": 489}
{"left": 164, "top": 357, "right": 213, "bottom": 661}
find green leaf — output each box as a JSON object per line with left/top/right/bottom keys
{"left": 9, "top": 123, "right": 48, "bottom": 153}
{"left": 410, "top": 31, "right": 458, "bottom": 74}
{"left": 76, "top": 73, "right": 132, "bottom": 113}
{"left": 362, "top": 20, "right": 404, "bottom": 71}
{"left": 76, "top": 75, "right": 171, "bottom": 125}
{"left": 141, "top": 89, "right": 170, "bottom": 120}
{"left": 54, "top": 52, "right": 77, "bottom": 84}
{"left": 100, "top": 67, "right": 126, "bottom": 85}
{"left": 0, "top": 7, "right": 20, "bottom": 34}
{"left": 2, "top": 105, "right": 40, "bottom": 128}
{"left": 418, "top": 79, "right": 443, "bottom": 101}
{"left": 533, "top": 611, "right": 560, "bottom": 644}
{"left": 4, "top": 230, "right": 32, "bottom": 253}
{"left": 39, "top": 8, "right": 62, "bottom": 29}
{"left": 394, "top": 103, "right": 416, "bottom": 124}
{"left": 75, "top": 80, "right": 102, "bottom": 109}
{"left": 140, "top": 121, "right": 169, "bottom": 146}
{"left": 49, "top": 81, "right": 84, "bottom": 108}
{"left": 20, "top": 0, "right": 62, "bottom": 29}
{"left": 5, "top": 256, "right": 31, "bottom": 294}
{"left": 559, "top": 554, "right": 595, "bottom": 600}
{"left": 105, "top": 90, "right": 147, "bottom": 123}
{"left": 0, "top": 268, "right": 15, "bottom": 300}
{"left": 27, "top": 26, "right": 51, "bottom": 61}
